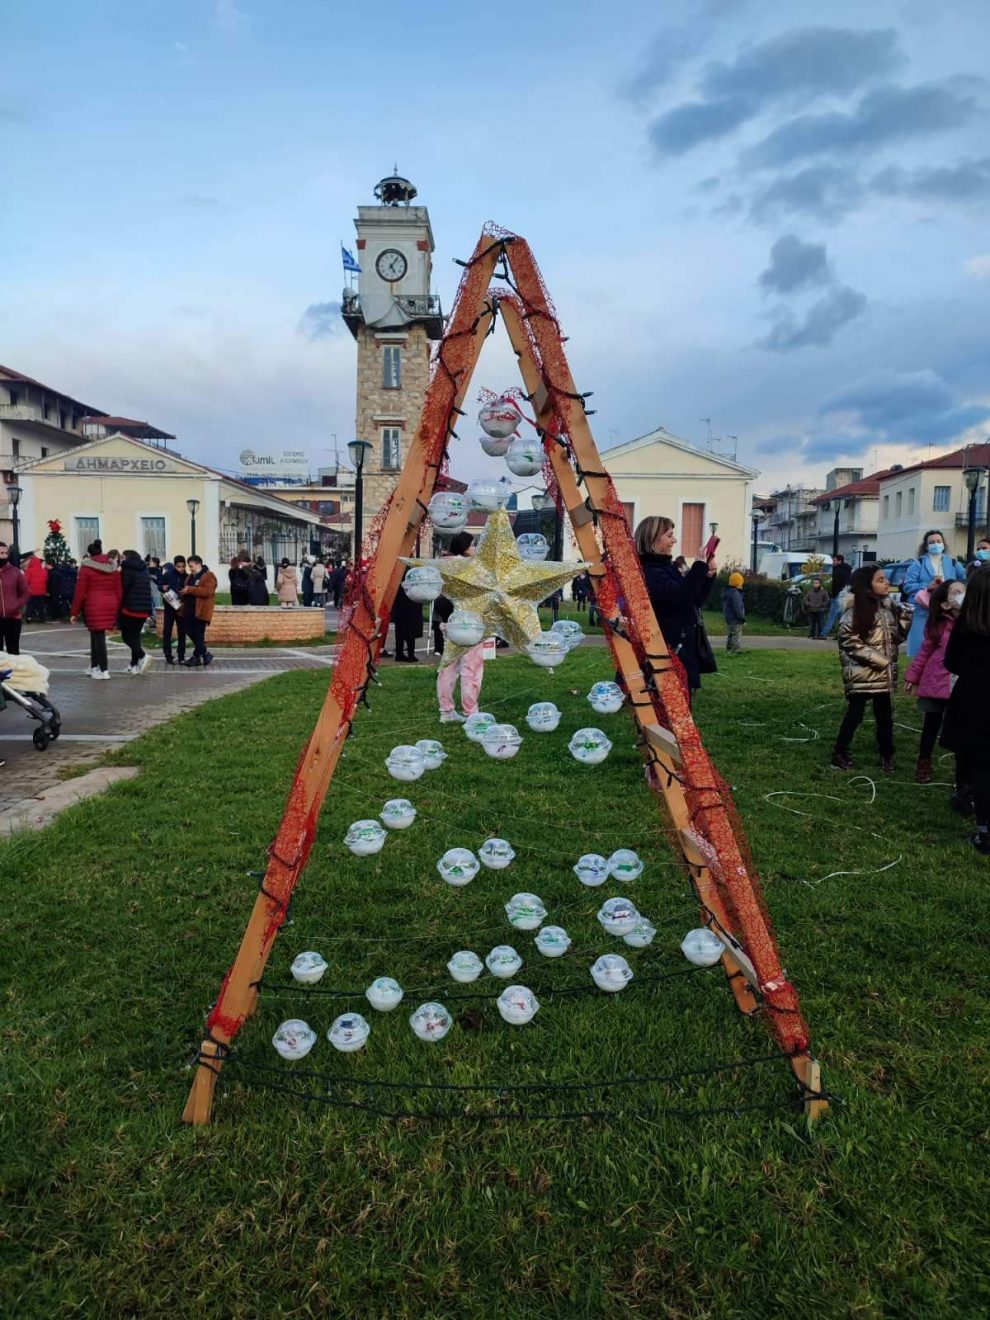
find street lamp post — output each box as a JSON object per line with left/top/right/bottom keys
{"left": 830, "top": 501, "right": 841, "bottom": 561}
{"left": 347, "top": 439, "right": 373, "bottom": 562}
{"left": 750, "top": 509, "right": 761, "bottom": 573}
{"left": 532, "top": 490, "right": 562, "bottom": 621}
{"left": 962, "top": 465, "right": 986, "bottom": 563}
{"left": 7, "top": 483, "right": 22, "bottom": 551}
{"left": 186, "top": 498, "right": 200, "bottom": 557}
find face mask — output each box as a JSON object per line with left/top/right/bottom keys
{"left": 977, "top": 549, "right": 990, "bottom": 561}
{"left": 949, "top": 592, "right": 965, "bottom": 608}
{"left": 927, "top": 542, "right": 944, "bottom": 554}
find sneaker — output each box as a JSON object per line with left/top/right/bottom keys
{"left": 880, "top": 757, "right": 895, "bottom": 775}
{"left": 950, "top": 790, "right": 975, "bottom": 817}
{"left": 830, "top": 749, "right": 853, "bottom": 771}
{"left": 915, "top": 757, "right": 933, "bottom": 784}
{"left": 439, "top": 711, "right": 465, "bottom": 724}
{"left": 163, "top": 654, "right": 175, "bottom": 665}
{"left": 968, "top": 831, "right": 990, "bottom": 856}
{"left": 183, "top": 657, "right": 202, "bottom": 668}
{"left": 138, "top": 655, "right": 152, "bottom": 674}
{"left": 86, "top": 666, "right": 100, "bottom": 678}
{"left": 97, "top": 670, "right": 110, "bottom": 680}
{"left": 202, "top": 652, "right": 214, "bottom": 668}
{"left": 124, "top": 664, "right": 137, "bottom": 675}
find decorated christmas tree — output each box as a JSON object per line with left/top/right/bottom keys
{"left": 43, "top": 519, "right": 73, "bottom": 566}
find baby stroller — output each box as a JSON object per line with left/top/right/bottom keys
{"left": 0, "top": 652, "right": 61, "bottom": 751}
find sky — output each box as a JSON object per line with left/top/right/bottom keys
{"left": 2, "top": 0, "right": 989, "bottom": 492}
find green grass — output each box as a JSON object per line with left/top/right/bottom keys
{"left": 2, "top": 650, "right": 988, "bottom": 1317}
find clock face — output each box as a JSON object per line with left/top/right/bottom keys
{"left": 375, "top": 248, "right": 408, "bottom": 282}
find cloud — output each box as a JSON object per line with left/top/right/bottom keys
{"left": 648, "top": 96, "right": 752, "bottom": 156}
{"left": 297, "top": 301, "right": 342, "bottom": 340}
{"left": 759, "top": 285, "right": 867, "bottom": 352}
{"left": 214, "top": 0, "right": 249, "bottom": 33}
{"left": 758, "top": 234, "right": 831, "bottom": 294}
{"left": 802, "top": 431, "right": 876, "bottom": 462}
{"left": 622, "top": 0, "right": 752, "bottom": 100}
{"left": 965, "top": 255, "right": 990, "bottom": 280}
{"left": 817, "top": 368, "right": 990, "bottom": 444}
{"left": 871, "top": 156, "right": 990, "bottom": 202}
{"left": 748, "top": 165, "right": 865, "bottom": 223}
{"left": 702, "top": 26, "right": 902, "bottom": 103}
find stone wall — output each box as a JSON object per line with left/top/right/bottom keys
{"left": 155, "top": 606, "right": 327, "bottom": 644}
{"left": 355, "top": 323, "right": 432, "bottom": 530}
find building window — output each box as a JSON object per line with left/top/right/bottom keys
{"left": 907, "top": 487, "right": 915, "bottom": 515}
{"left": 41, "top": 447, "right": 49, "bottom": 458}
{"left": 933, "top": 485, "right": 950, "bottom": 512}
{"left": 382, "top": 427, "right": 401, "bottom": 471}
{"left": 382, "top": 345, "right": 402, "bottom": 390}
{"left": 681, "top": 502, "right": 705, "bottom": 559}
{"left": 883, "top": 494, "right": 889, "bottom": 520}
{"left": 140, "top": 517, "right": 167, "bottom": 559}
{"left": 7, "top": 389, "right": 19, "bottom": 407}
{"left": 895, "top": 491, "right": 902, "bottom": 517}
{"left": 11, "top": 438, "right": 19, "bottom": 459}
{"left": 59, "top": 410, "right": 67, "bottom": 429}
{"left": 75, "top": 517, "right": 100, "bottom": 558}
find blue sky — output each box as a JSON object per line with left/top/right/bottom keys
{"left": 2, "top": 0, "right": 988, "bottom": 489}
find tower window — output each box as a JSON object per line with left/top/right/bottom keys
{"left": 382, "top": 345, "right": 402, "bottom": 390}
{"left": 382, "top": 428, "right": 401, "bottom": 471}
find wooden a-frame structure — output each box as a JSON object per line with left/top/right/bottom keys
{"left": 184, "top": 227, "right": 827, "bottom": 1125}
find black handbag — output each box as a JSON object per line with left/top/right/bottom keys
{"left": 695, "top": 608, "right": 718, "bottom": 674}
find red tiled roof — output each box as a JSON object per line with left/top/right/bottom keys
{"left": 881, "top": 442, "right": 990, "bottom": 480}
{"left": 810, "top": 469, "right": 895, "bottom": 503}
{"left": 0, "top": 363, "right": 104, "bottom": 415}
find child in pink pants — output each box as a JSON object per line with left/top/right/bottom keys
{"left": 437, "top": 642, "right": 484, "bottom": 722}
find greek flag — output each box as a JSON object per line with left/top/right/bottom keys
{"left": 341, "top": 243, "right": 362, "bottom": 274}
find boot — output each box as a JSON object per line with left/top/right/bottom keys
{"left": 951, "top": 788, "right": 975, "bottom": 816}
{"left": 831, "top": 749, "right": 853, "bottom": 771}
{"left": 968, "top": 830, "right": 990, "bottom": 856}
{"left": 880, "top": 757, "right": 895, "bottom": 775}
{"left": 915, "top": 756, "right": 933, "bottom": 784}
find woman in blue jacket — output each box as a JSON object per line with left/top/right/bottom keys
{"left": 634, "top": 515, "right": 718, "bottom": 697}
{"left": 902, "top": 529, "right": 967, "bottom": 657}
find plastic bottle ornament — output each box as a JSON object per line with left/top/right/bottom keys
{"left": 479, "top": 432, "right": 512, "bottom": 458}
{"left": 272, "top": 1019, "right": 317, "bottom": 1060}
{"left": 437, "top": 847, "right": 481, "bottom": 886}
{"left": 409, "top": 1001, "right": 453, "bottom": 1042}
{"left": 550, "top": 619, "right": 585, "bottom": 649}
{"left": 573, "top": 853, "right": 610, "bottom": 887}
{"left": 415, "top": 738, "right": 447, "bottom": 770}
{"left": 504, "top": 892, "right": 547, "bottom": 932}
{"left": 481, "top": 722, "right": 523, "bottom": 760}
{"left": 380, "top": 798, "right": 417, "bottom": 830}
{"left": 624, "top": 918, "right": 657, "bottom": 949}
{"left": 403, "top": 566, "right": 443, "bottom": 604}
{"left": 525, "top": 701, "right": 561, "bottom": 732}
{"left": 478, "top": 397, "right": 519, "bottom": 440}
{"left": 496, "top": 985, "right": 540, "bottom": 1025}
{"left": 290, "top": 951, "right": 328, "bottom": 985}
{"left": 590, "top": 954, "right": 634, "bottom": 992}
{"left": 365, "top": 976, "right": 405, "bottom": 1012}
{"left": 534, "top": 925, "right": 572, "bottom": 958}
{"left": 385, "top": 744, "right": 426, "bottom": 783}
{"left": 608, "top": 848, "right": 644, "bottom": 882}
{"left": 446, "top": 609, "right": 485, "bottom": 647}
{"left": 344, "top": 818, "right": 387, "bottom": 857}
{"left": 485, "top": 945, "right": 523, "bottom": 979}
{"left": 428, "top": 490, "right": 470, "bottom": 532}
{"left": 505, "top": 435, "right": 543, "bottom": 477}
{"left": 464, "top": 711, "right": 496, "bottom": 742}
{"left": 479, "top": 838, "right": 516, "bottom": 870}
{"left": 680, "top": 927, "right": 725, "bottom": 967}
{"left": 568, "top": 727, "right": 612, "bottom": 766}
{"left": 447, "top": 950, "right": 484, "bottom": 983}
{"left": 526, "top": 632, "right": 569, "bottom": 669}
{"left": 467, "top": 477, "right": 512, "bottom": 511}
{"left": 597, "top": 896, "right": 640, "bottom": 937}
{"left": 516, "top": 532, "right": 549, "bottom": 561}
{"left": 328, "top": 1012, "right": 370, "bottom": 1053}
{"left": 587, "top": 681, "right": 625, "bottom": 715}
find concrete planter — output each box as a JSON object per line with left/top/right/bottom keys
{"left": 154, "top": 605, "right": 327, "bottom": 644}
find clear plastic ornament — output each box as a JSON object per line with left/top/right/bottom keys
{"left": 550, "top": 619, "right": 585, "bottom": 649}
{"left": 479, "top": 838, "right": 516, "bottom": 870}
{"left": 436, "top": 847, "right": 480, "bottom": 886}
{"left": 290, "top": 951, "right": 328, "bottom": 985}
{"left": 344, "top": 818, "right": 387, "bottom": 857}
{"left": 526, "top": 632, "right": 569, "bottom": 669}
{"left": 446, "top": 609, "right": 485, "bottom": 647}
{"left": 409, "top": 1001, "right": 453, "bottom": 1042}
{"left": 481, "top": 722, "right": 523, "bottom": 760}
{"left": 272, "top": 1018, "right": 317, "bottom": 1060}
{"left": 478, "top": 397, "right": 519, "bottom": 440}
{"left": 328, "top": 1012, "right": 370, "bottom": 1053}
{"left": 496, "top": 985, "right": 540, "bottom": 1025}
{"left": 385, "top": 744, "right": 426, "bottom": 782}
{"left": 415, "top": 738, "right": 447, "bottom": 770}
{"left": 463, "top": 711, "right": 496, "bottom": 742}
{"left": 568, "top": 727, "right": 612, "bottom": 765}
{"left": 680, "top": 927, "right": 725, "bottom": 967}
{"left": 624, "top": 918, "right": 657, "bottom": 949}
{"left": 525, "top": 701, "right": 561, "bottom": 732}
{"left": 504, "top": 892, "right": 547, "bottom": 931}
{"left": 380, "top": 798, "right": 417, "bottom": 830}
{"left": 590, "top": 954, "right": 634, "bottom": 992}
{"left": 485, "top": 945, "right": 523, "bottom": 979}
{"left": 516, "top": 532, "right": 549, "bottom": 561}
{"left": 573, "top": 853, "right": 610, "bottom": 887}
{"left": 428, "top": 490, "right": 470, "bottom": 531}
{"left": 467, "top": 477, "right": 512, "bottom": 511}
{"left": 365, "top": 976, "right": 405, "bottom": 1012}
{"left": 403, "top": 565, "right": 443, "bottom": 604}
{"left": 505, "top": 435, "right": 543, "bottom": 476}
{"left": 597, "top": 896, "right": 640, "bottom": 936}
{"left": 587, "top": 680, "right": 625, "bottom": 715}
{"left": 608, "top": 848, "right": 644, "bottom": 882}
{"left": 534, "top": 925, "right": 572, "bottom": 958}
{"left": 447, "top": 950, "right": 484, "bottom": 983}
{"left": 479, "top": 432, "right": 512, "bottom": 458}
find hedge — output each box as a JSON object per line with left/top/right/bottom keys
{"left": 707, "top": 573, "right": 809, "bottom": 624}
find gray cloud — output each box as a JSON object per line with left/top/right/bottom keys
{"left": 802, "top": 430, "right": 876, "bottom": 461}
{"left": 749, "top": 165, "right": 865, "bottom": 223}
{"left": 758, "top": 235, "right": 831, "bottom": 295}
{"left": 623, "top": 0, "right": 751, "bottom": 100}
{"left": 649, "top": 96, "right": 752, "bottom": 156}
{"left": 297, "top": 301, "right": 342, "bottom": 340}
{"left": 817, "top": 368, "right": 990, "bottom": 445}
{"left": 759, "top": 285, "right": 867, "bottom": 352}
{"left": 871, "top": 155, "right": 990, "bottom": 202}
{"left": 702, "top": 26, "right": 902, "bottom": 103}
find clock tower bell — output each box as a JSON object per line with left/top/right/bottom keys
{"left": 342, "top": 172, "right": 444, "bottom": 542}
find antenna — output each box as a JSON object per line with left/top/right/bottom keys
{"left": 700, "top": 417, "right": 712, "bottom": 448}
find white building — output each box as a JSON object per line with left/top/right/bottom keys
{"left": 809, "top": 468, "right": 892, "bottom": 564}
{"left": 876, "top": 443, "right": 990, "bottom": 561}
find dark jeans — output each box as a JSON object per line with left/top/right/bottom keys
{"left": 119, "top": 615, "right": 146, "bottom": 665}
{"left": 837, "top": 693, "right": 894, "bottom": 758}
{"left": 1, "top": 618, "right": 22, "bottom": 654}
{"left": 186, "top": 616, "right": 209, "bottom": 659}
{"left": 956, "top": 749, "right": 990, "bottom": 829}
{"left": 89, "top": 630, "right": 108, "bottom": 672}
{"left": 162, "top": 606, "right": 187, "bottom": 660}
{"left": 920, "top": 708, "right": 946, "bottom": 760}
{"left": 808, "top": 611, "right": 825, "bottom": 638}
{"left": 395, "top": 627, "right": 418, "bottom": 660}
{"left": 26, "top": 594, "right": 48, "bottom": 623}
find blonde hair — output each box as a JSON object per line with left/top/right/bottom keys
{"left": 633, "top": 516, "right": 674, "bottom": 557}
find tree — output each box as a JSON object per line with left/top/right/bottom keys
{"left": 801, "top": 553, "right": 827, "bottom": 578}
{"left": 43, "top": 519, "right": 73, "bottom": 567}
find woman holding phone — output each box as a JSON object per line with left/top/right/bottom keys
{"left": 634, "top": 516, "right": 718, "bottom": 699}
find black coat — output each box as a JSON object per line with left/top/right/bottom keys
{"left": 391, "top": 584, "right": 424, "bottom": 637}
{"left": 247, "top": 565, "right": 271, "bottom": 606}
{"left": 228, "top": 564, "right": 251, "bottom": 605}
{"left": 639, "top": 553, "right": 715, "bottom": 690}
{"left": 120, "top": 558, "right": 153, "bottom": 616}
{"left": 830, "top": 561, "right": 853, "bottom": 598}
{"left": 940, "top": 621, "right": 990, "bottom": 753}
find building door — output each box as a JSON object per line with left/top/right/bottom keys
{"left": 75, "top": 516, "right": 100, "bottom": 558}
{"left": 140, "top": 517, "right": 166, "bottom": 559}
{"left": 680, "top": 503, "right": 705, "bottom": 559}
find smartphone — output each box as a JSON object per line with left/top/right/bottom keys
{"left": 702, "top": 534, "right": 720, "bottom": 560}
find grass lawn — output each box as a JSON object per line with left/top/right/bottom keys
{"left": 2, "top": 649, "right": 988, "bottom": 1317}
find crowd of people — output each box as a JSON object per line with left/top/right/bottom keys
{"left": 225, "top": 554, "right": 348, "bottom": 610}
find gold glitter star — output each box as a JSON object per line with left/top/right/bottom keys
{"left": 402, "top": 507, "right": 587, "bottom": 664}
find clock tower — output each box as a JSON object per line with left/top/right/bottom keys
{"left": 342, "top": 172, "right": 444, "bottom": 541}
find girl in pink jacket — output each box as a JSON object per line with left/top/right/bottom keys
{"left": 903, "top": 579, "right": 966, "bottom": 783}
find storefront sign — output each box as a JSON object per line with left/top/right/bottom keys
{"left": 63, "top": 456, "right": 178, "bottom": 473}
{"left": 238, "top": 448, "right": 310, "bottom": 485}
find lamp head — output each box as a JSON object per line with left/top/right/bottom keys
{"left": 7, "top": 483, "right": 22, "bottom": 507}
{"left": 962, "top": 466, "right": 985, "bottom": 494}
{"left": 347, "top": 439, "right": 372, "bottom": 474}
{"left": 186, "top": 498, "right": 200, "bottom": 516}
